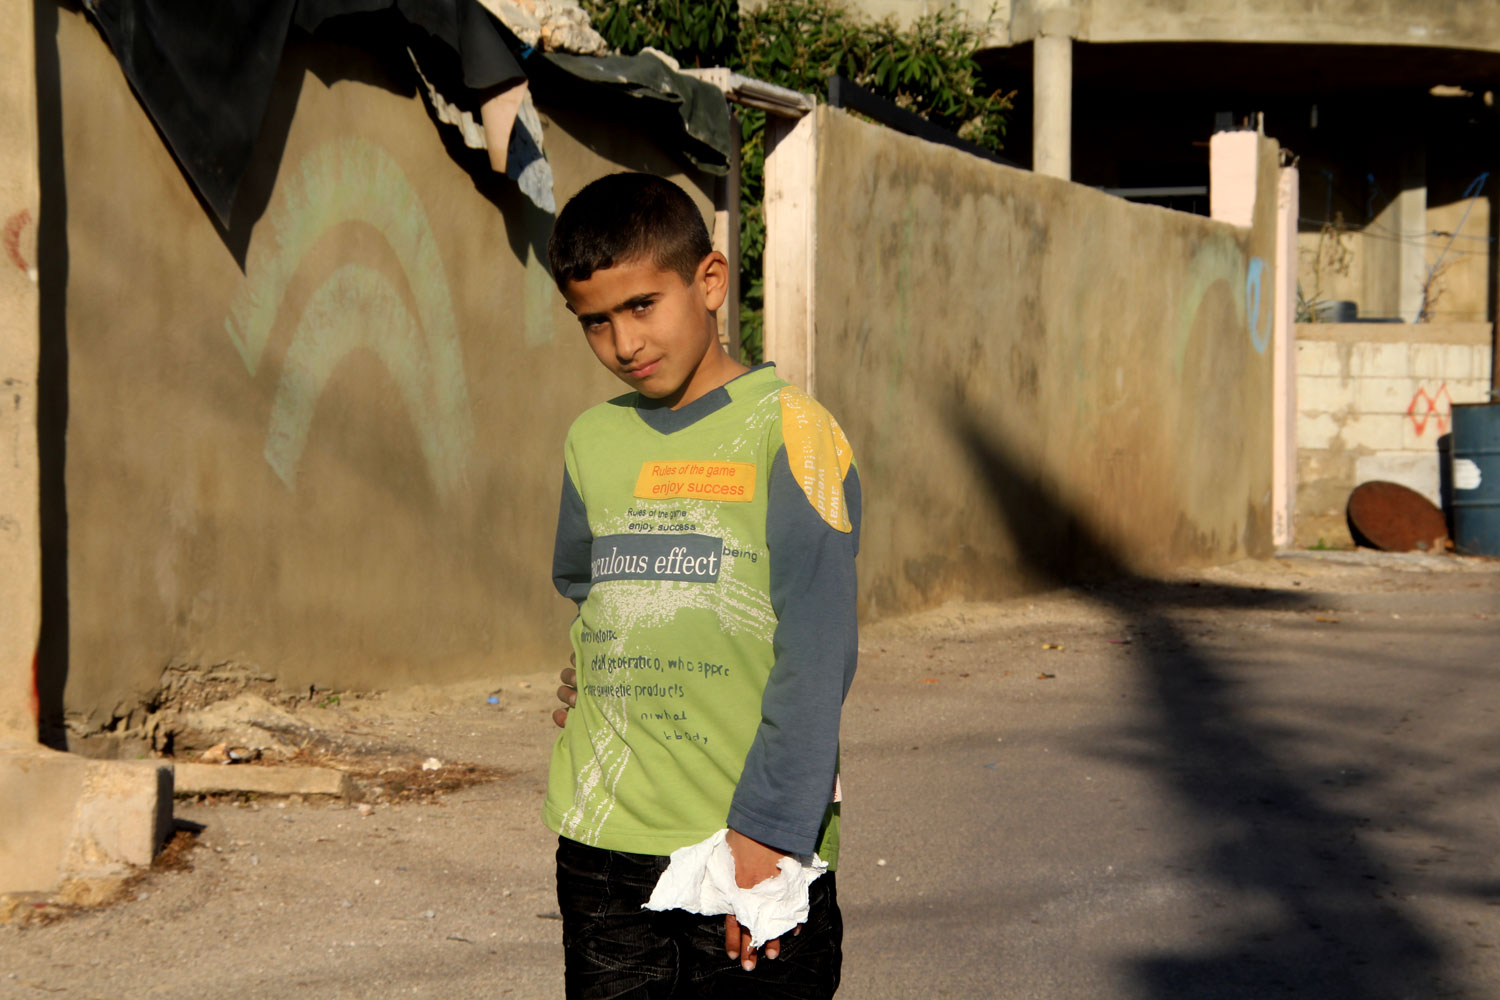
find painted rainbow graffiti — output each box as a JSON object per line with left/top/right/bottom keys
{"left": 225, "top": 138, "right": 474, "bottom": 501}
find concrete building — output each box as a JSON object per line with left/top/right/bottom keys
{"left": 853, "top": 0, "right": 1500, "bottom": 337}
{"left": 851, "top": 0, "right": 1500, "bottom": 545}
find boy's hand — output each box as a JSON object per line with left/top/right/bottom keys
{"left": 723, "top": 828, "right": 800, "bottom": 971}
{"left": 553, "top": 654, "right": 577, "bottom": 728}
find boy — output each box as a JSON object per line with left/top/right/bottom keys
{"left": 544, "top": 172, "right": 861, "bottom": 999}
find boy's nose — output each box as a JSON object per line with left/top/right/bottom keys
{"left": 613, "top": 324, "right": 644, "bottom": 362}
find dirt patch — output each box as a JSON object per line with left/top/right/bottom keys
{"left": 151, "top": 682, "right": 519, "bottom": 807}
{"left": 170, "top": 750, "right": 515, "bottom": 806}
{"left": 149, "top": 826, "right": 203, "bottom": 872}
{"left": 155, "top": 662, "right": 299, "bottom": 714}
{"left": 65, "top": 661, "right": 409, "bottom": 758}
{"left": 81, "top": 664, "right": 516, "bottom": 788}
{"left": 320, "top": 756, "right": 514, "bottom": 804}
{"left": 1, "top": 825, "right": 205, "bottom": 927}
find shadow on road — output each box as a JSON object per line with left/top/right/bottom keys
{"left": 951, "top": 411, "right": 1459, "bottom": 999}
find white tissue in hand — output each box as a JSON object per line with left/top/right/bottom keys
{"left": 643, "top": 829, "right": 827, "bottom": 949}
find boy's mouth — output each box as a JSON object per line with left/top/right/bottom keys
{"left": 624, "top": 360, "right": 661, "bottom": 378}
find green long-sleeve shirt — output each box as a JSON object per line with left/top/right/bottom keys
{"left": 545, "top": 363, "right": 861, "bottom": 864}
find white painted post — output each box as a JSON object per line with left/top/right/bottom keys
{"left": 1273, "top": 165, "right": 1300, "bottom": 547}
{"left": 762, "top": 110, "right": 818, "bottom": 394}
{"left": 1, "top": 0, "right": 41, "bottom": 747}
{"left": 1209, "top": 130, "right": 1259, "bottom": 227}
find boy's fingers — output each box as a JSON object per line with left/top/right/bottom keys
{"left": 763, "top": 936, "right": 780, "bottom": 960}
{"left": 555, "top": 666, "right": 577, "bottom": 724}
{"left": 723, "top": 914, "right": 740, "bottom": 960}
{"left": 723, "top": 916, "right": 760, "bottom": 969}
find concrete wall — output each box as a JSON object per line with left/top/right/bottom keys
{"left": 49, "top": 9, "right": 717, "bottom": 729}
{"left": 1295, "top": 322, "right": 1494, "bottom": 547}
{"left": 1422, "top": 199, "right": 1491, "bottom": 324}
{"left": 2, "top": 0, "right": 42, "bottom": 744}
{"left": 807, "top": 108, "right": 1280, "bottom": 617}
{"left": 1298, "top": 195, "right": 1491, "bottom": 325}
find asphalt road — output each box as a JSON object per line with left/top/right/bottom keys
{"left": 4, "top": 551, "right": 1497, "bottom": 999}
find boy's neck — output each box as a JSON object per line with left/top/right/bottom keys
{"left": 662, "top": 342, "right": 750, "bottom": 410}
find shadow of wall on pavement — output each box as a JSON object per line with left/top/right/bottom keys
{"left": 951, "top": 408, "right": 1458, "bottom": 1000}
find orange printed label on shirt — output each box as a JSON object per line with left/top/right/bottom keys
{"left": 634, "top": 460, "right": 757, "bottom": 502}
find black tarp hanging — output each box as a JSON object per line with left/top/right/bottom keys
{"left": 81, "top": 0, "right": 302, "bottom": 224}
{"left": 80, "top": 0, "right": 731, "bottom": 225}
{"left": 534, "top": 52, "right": 731, "bottom": 177}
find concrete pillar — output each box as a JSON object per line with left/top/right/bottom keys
{"left": 1273, "top": 165, "right": 1300, "bottom": 547}
{"left": 0, "top": 4, "right": 173, "bottom": 896}
{"left": 1, "top": 0, "right": 43, "bottom": 747}
{"left": 1397, "top": 148, "right": 1427, "bottom": 322}
{"left": 1032, "top": 32, "right": 1072, "bottom": 180}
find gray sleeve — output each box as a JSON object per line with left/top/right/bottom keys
{"left": 727, "top": 446, "right": 861, "bottom": 856}
{"left": 552, "top": 466, "right": 593, "bottom": 605}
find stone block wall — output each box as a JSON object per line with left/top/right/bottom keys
{"left": 1295, "top": 322, "right": 1494, "bottom": 546}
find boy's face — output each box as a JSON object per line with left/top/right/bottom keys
{"left": 563, "top": 252, "right": 732, "bottom": 410}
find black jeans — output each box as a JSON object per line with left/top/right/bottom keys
{"left": 556, "top": 836, "right": 843, "bottom": 1000}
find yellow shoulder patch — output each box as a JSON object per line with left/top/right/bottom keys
{"left": 779, "top": 386, "right": 854, "bottom": 533}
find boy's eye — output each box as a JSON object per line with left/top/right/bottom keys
{"left": 631, "top": 301, "right": 654, "bottom": 315}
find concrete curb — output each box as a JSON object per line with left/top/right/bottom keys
{"left": 0, "top": 747, "right": 173, "bottom": 894}
{"left": 172, "top": 762, "right": 352, "bottom": 798}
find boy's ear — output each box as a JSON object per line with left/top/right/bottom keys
{"left": 697, "top": 251, "right": 730, "bottom": 312}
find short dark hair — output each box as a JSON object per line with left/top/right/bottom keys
{"left": 547, "top": 173, "right": 714, "bottom": 289}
